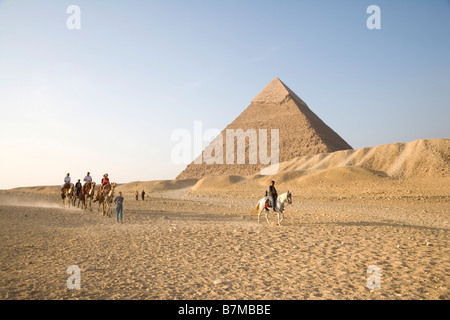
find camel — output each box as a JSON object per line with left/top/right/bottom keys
{"left": 82, "top": 182, "right": 96, "bottom": 211}
{"left": 96, "top": 182, "right": 116, "bottom": 217}
{"left": 61, "top": 184, "right": 74, "bottom": 208}
{"left": 72, "top": 186, "right": 84, "bottom": 208}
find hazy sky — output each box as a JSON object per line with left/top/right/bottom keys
{"left": 0, "top": 0, "right": 449, "bottom": 189}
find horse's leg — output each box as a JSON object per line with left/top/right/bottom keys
{"left": 265, "top": 208, "right": 270, "bottom": 224}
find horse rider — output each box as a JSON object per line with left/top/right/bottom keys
{"left": 268, "top": 180, "right": 278, "bottom": 211}
{"left": 75, "top": 179, "right": 82, "bottom": 197}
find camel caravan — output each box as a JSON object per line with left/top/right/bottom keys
{"left": 61, "top": 173, "right": 292, "bottom": 225}
{"left": 60, "top": 172, "right": 116, "bottom": 217}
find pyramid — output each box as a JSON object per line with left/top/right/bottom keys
{"left": 176, "top": 78, "right": 352, "bottom": 179}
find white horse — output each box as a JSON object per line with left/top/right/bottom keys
{"left": 253, "top": 191, "right": 292, "bottom": 226}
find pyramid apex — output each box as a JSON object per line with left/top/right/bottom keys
{"left": 251, "top": 77, "right": 305, "bottom": 105}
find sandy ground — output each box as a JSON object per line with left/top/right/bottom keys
{"left": 0, "top": 178, "right": 448, "bottom": 300}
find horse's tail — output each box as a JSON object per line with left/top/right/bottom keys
{"left": 252, "top": 201, "right": 260, "bottom": 213}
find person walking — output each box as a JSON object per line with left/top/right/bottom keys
{"left": 135, "top": 190, "right": 139, "bottom": 201}
{"left": 141, "top": 190, "right": 145, "bottom": 201}
{"left": 114, "top": 191, "right": 124, "bottom": 223}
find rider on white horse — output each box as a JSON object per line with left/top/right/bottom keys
{"left": 268, "top": 180, "right": 278, "bottom": 211}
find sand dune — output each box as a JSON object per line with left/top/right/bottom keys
{"left": 9, "top": 185, "right": 60, "bottom": 195}
{"left": 277, "top": 138, "right": 448, "bottom": 180}
{"left": 191, "top": 175, "right": 246, "bottom": 191}
{"left": 178, "top": 139, "right": 449, "bottom": 195}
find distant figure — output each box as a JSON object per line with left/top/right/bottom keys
{"left": 141, "top": 190, "right": 145, "bottom": 201}
{"left": 135, "top": 190, "right": 139, "bottom": 201}
{"left": 114, "top": 191, "right": 124, "bottom": 223}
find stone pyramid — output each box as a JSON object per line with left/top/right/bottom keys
{"left": 176, "top": 78, "right": 352, "bottom": 179}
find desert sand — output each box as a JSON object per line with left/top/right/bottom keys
{"left": 0, "top": 139, "right": 448, "bottom": 300}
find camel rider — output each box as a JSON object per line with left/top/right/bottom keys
{"left": 75, "top": 179, "right": 82, "bottom": 197}
{"left": 102, "top": 173, "right": 110, "bottom": 188}
{"left": 61, "top": 173, "right": 72, "bottom": 195}
{"left": 268, "top": 180, "right": 278, "bottom": 211}
{"left": 62, "top": 173, "right": 72, "bottom": 189}
{"left": 96, "top": 173, "right": 110, "bottom": 200}
{"left": 83, "top": 172, "right": 92, "bottom": 188}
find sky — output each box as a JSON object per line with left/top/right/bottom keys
{"left": 0, "top": 0, "right": 449, "bottom": 189}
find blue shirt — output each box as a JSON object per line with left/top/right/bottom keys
{"left": 114, "top": 196, "right": 124, "bottom": 207}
